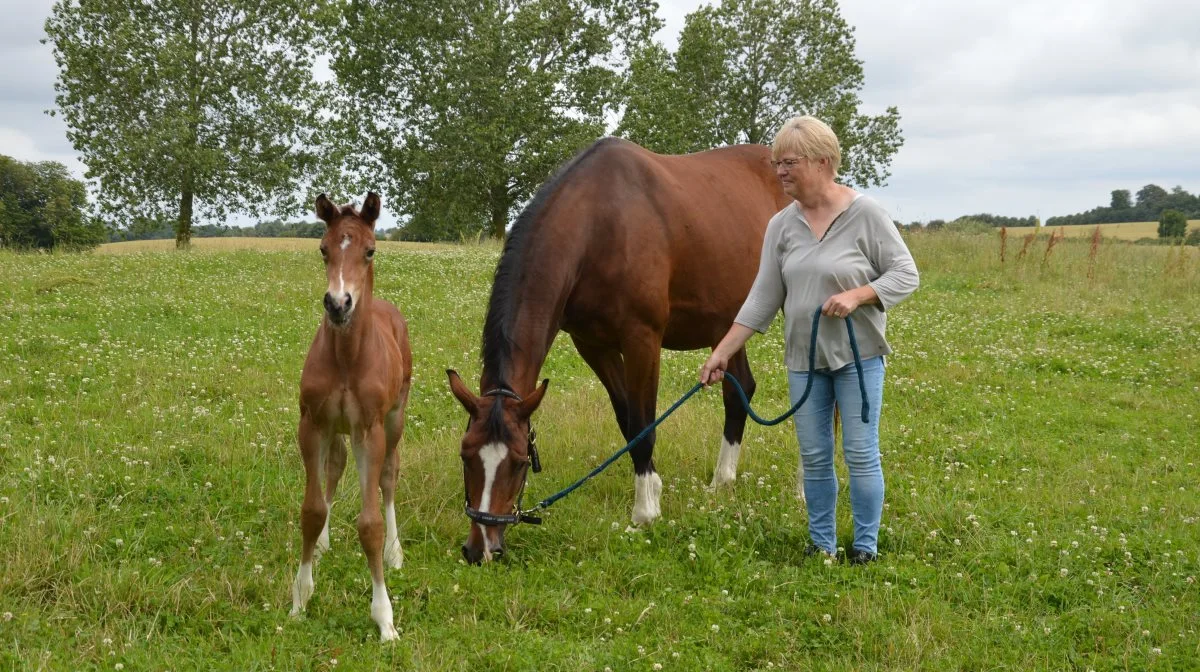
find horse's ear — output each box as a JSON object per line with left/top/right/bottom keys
{"left": 315, "top": 194, "right": 338, "bottom": 224}
{"left": 446, "top": 369, "right": 479, "bottom": 415}
{"left": 517, "top": 379, "right": 549, "bottom": 420}
{"left": 360, "top": 192, "right": 381, "bottom": 228}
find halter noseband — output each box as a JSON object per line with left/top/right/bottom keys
{"left": 463, "top": 388, "right": 543, "bottom": 526}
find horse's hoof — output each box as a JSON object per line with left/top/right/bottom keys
{"left": 379, "top": 622, "right": 400, "bottom": 642}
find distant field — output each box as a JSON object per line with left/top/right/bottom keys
{"left": 1005, "top": 219, "right": 1200, "bottom": 241}
{"left": 97, "top": 237, "right": 468, "bottom": 254}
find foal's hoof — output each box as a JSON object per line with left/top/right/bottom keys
{"left": 379, "top": 622, "right": 400, "bottom": 642}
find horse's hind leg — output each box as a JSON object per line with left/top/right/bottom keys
{"left": 711, "top": 347, "right": 755, "bottom": 489}
{"left": 381, "top": 405, "right": 405, "bottom": 570}
{"left": 620, "top": 336, "right": 663, "bottom": 526}
{"left": 292, "top": 415, "right": 331, "bottom": 617}
{"left": 317, "top": 434, "right": 347, "bottom": 556}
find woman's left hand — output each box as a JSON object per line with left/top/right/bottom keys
{"left": 821, "top": 290, "right": 862, "bottom": 319}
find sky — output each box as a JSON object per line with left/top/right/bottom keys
{"left": 2, "top": 0, "right": 1198, "bottom": 226}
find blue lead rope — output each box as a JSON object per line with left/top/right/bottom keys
{"left": 525, "top": 307, "right": 869, "bottom": 517}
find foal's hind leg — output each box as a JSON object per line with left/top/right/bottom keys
{"left": 317, "top": 435, "right": 348, "bottom": 556}
{"left": 292, "top": 416, "right": 331, "bottom": 617}
{"left": 381, "top": 405, "right": 405, "bottom": 570}
{"left": 710, "top": 347, "right": 756, "bottom": 489}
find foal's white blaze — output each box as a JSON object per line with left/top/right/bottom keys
{"left": 340, "top": 234, "right": 351, "bottom": 250}
{"left": 709, "top": 438, "right": 741, "bottom": 488}
{"left": 631, "top": 471, "right": 663, "bottom": 525}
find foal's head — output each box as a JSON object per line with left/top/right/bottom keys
{"left": 314, "top": 192, "right": 381, "bottom": 327}
{"left": 446, "top": 370, "right": 548, "bottom": 564}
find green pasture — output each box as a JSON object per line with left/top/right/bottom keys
{"left": 0, "top": 233, "right": 1197, "bottom": 670}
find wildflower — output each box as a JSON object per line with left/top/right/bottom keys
{"left": 711, "top": 624, "right": 720, "bottom": 633}
{"left": 822, "top": 614, "right": 832, "bottom": 624}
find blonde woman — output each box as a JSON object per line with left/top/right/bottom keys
{"left": 700, "top": 116, "right": 919, "bottom": 564}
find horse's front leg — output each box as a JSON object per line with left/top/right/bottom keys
{"left": 352, "top": 422, "right": 398, "bottom": 642}
{"left": 622, "top": 337, "right": 663, "bottom": 526}
{"left": 292, "top": 415, "right": 331, "bottom": 617}
{"left": 381, "top": 404, "right": 406, "bottom": 570}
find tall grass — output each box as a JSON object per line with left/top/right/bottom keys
{"left": 0, "top": 235, "right": 1197, "bottom": 670}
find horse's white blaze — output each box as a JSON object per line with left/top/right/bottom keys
{"left": 475, "top": 442, "right": 507, "bottom": 549}
{"left": 709, "top": 438, "right": 741, "bottom": 488}
{"left": 340, "top": 234, "right": 351, "bottom": 250}
{"left": 631, "top": 471, "right": 662, "bottom": 525}
{"left": 291, "top": 561, "right": 314, "bottom": 616}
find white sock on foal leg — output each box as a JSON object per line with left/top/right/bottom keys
{"left": 290, "top": 562, "right": 314, "bottom": 617}
{"left": 371, "top": 579, "right": 399, "bottom": 642}
{"left": 383, "top": 505, "right": 403, "bottom": 569}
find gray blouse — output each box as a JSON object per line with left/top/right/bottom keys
{"left": 734, "top": 195, "right": 919, "bottom": 372}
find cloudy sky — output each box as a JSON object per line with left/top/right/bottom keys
{"left": 3, "top": 0, "right": 1198, "bottom": 225}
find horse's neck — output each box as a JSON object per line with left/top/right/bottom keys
{"left": 483, "top": 236, "right": 577, "bottom": 395}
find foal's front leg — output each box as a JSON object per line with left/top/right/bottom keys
{"left": 381, "top": 411, "right": 404, "bottom": 569}
{"left": 317, "top": 435, "right": 348, "bottom": 556}
{"left": 291, "top": 415, "right": 330, "bottom": 617}
{"left": 353, "top": 423, "right": 399, "bottom": 642}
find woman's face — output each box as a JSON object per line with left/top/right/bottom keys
{"left": 774, "top": 155, "right": 829, "bottom": 200}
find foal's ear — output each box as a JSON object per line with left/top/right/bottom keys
{"left": 517, "top": 379, "right": 550, "bottom": 420}
{"left": 446, "top": 369, "right": 480, "bottom": 415}
{"left": 315, "top": 193, "right": 339, "bottom": 224}
{"left": 360, "top": 192, "right": 381, "bottom": 228}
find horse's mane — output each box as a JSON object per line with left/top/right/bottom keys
{"left": 480, "top": 137, "right": 621, "bottom": 389}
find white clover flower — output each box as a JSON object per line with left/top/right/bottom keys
{"left": 710, "top": 624, "right": 720, "bottom": 633}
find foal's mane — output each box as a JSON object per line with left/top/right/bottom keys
{"left": 479, "top": 137, "right": 619, "bottom": 391}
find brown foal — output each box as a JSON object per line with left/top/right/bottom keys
{"left": 289, "top": 192, "right": 412, "bottom": 642}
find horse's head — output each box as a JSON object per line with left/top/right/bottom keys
{"left": 314, "top": 192, "right": 381, "bottom": 327}
{"left": 446, "top": 370, "right": 548, "bottom": 564}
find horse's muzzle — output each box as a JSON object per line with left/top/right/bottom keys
{"left": 324, "top": 292, "right": 353, "bottom": 325}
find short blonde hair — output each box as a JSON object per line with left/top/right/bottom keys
{"left": 772, "top": 116, "right": 841, "bottom": 173}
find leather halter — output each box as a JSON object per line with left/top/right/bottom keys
{"left": 463, "top": 388, "right": 543, "bottom": 526}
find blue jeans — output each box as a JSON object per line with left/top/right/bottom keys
{"left": 788, "top": 356, "right": 886, "bottom": 555}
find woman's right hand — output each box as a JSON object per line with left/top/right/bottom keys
{"left": 699, "top": 351, "right": 730, "bottom": 387}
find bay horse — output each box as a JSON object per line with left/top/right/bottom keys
{"left": 290, "top": 192, "right": 412, "bottom": 642}
{"left": 447, "top": 137, "right": 790, "bottom": 563}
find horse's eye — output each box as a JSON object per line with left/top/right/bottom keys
{"left": 366, "top": 248, "right": 375, "bottom": 260}
{"left": 319, "top": 247, "right": 328, "bottom": 257}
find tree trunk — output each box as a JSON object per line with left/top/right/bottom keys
{"left": 176, "top": 185, "right": 193, "bottom": 250}
{"left": 489, "top": 184, "right": 511, "bottom": 240}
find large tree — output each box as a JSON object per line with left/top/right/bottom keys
{"left": 618, "top": 0, "right": 902, "bottom": 188}
{"left": 327, "top": 0, "right": 662, "bottom": 241}
{"left": 44, "top": 0, "right": 325, "bottom": 248}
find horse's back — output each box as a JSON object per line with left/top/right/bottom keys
{"left": 557, "top": 139, "right": 788, "bottom": 348}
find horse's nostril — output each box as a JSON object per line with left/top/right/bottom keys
{"left": 462, "top": 544, "right": 482, "bottom": 565}
{"left": 344, "top": 295, "right": 352, "bottom": 309}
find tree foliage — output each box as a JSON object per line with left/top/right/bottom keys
{"left": 1047, "top": 184, "right": 1199, "bottom": 227}
{"left": 0, "top": 155, "right": 106, "bottom": 250}
{"left": 617, "top": 0, "right": 903, "bottom": 188}
{"left": 1110, "top": 189, "right": 1131, "bottom": 210}
{"left": 326, "top": 0, "right": 662, "bottom": 241}
{"left": 44, "top": 0, "right": 326, "bottom": 248}
{"left": 1158, "top": 209, "right": 1187, "bottom": 239}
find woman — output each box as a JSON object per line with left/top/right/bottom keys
{"left": 699, "top": 116, "right": 919, "bottom": 564}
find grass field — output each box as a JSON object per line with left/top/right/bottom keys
{"left": 1, "top": 233, "right": 1197, "bottom": 670}
{"left": 1004, "top": 220, "right": 1200, "bottom": 241}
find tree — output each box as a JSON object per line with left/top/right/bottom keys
{"left": 617, "top": 0, "right": 902, "bottom": 188}
{"left": 44, "top": 0, "right": 325, "bottom": 249}
{"left": 1159, "top": 209, "right": 1187, "bottom": 239}
{"left": 0, "top": 155, "right": 106, "bottom": 250}
{"left": 1110, "top": 189, "right": 1131, "bottom": 210}
{"left": 327, "top": 0, "right": 661, "bottom": 241}
{"left": 1135, "top": 184, "right": 1169, "bottom": 214}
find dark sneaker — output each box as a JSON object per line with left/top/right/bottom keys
{"left": 847, "top": 548, "right": 877, "bottom": 565}
{"left": 804, "top": 542, "right": 836, "bottom": 559}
